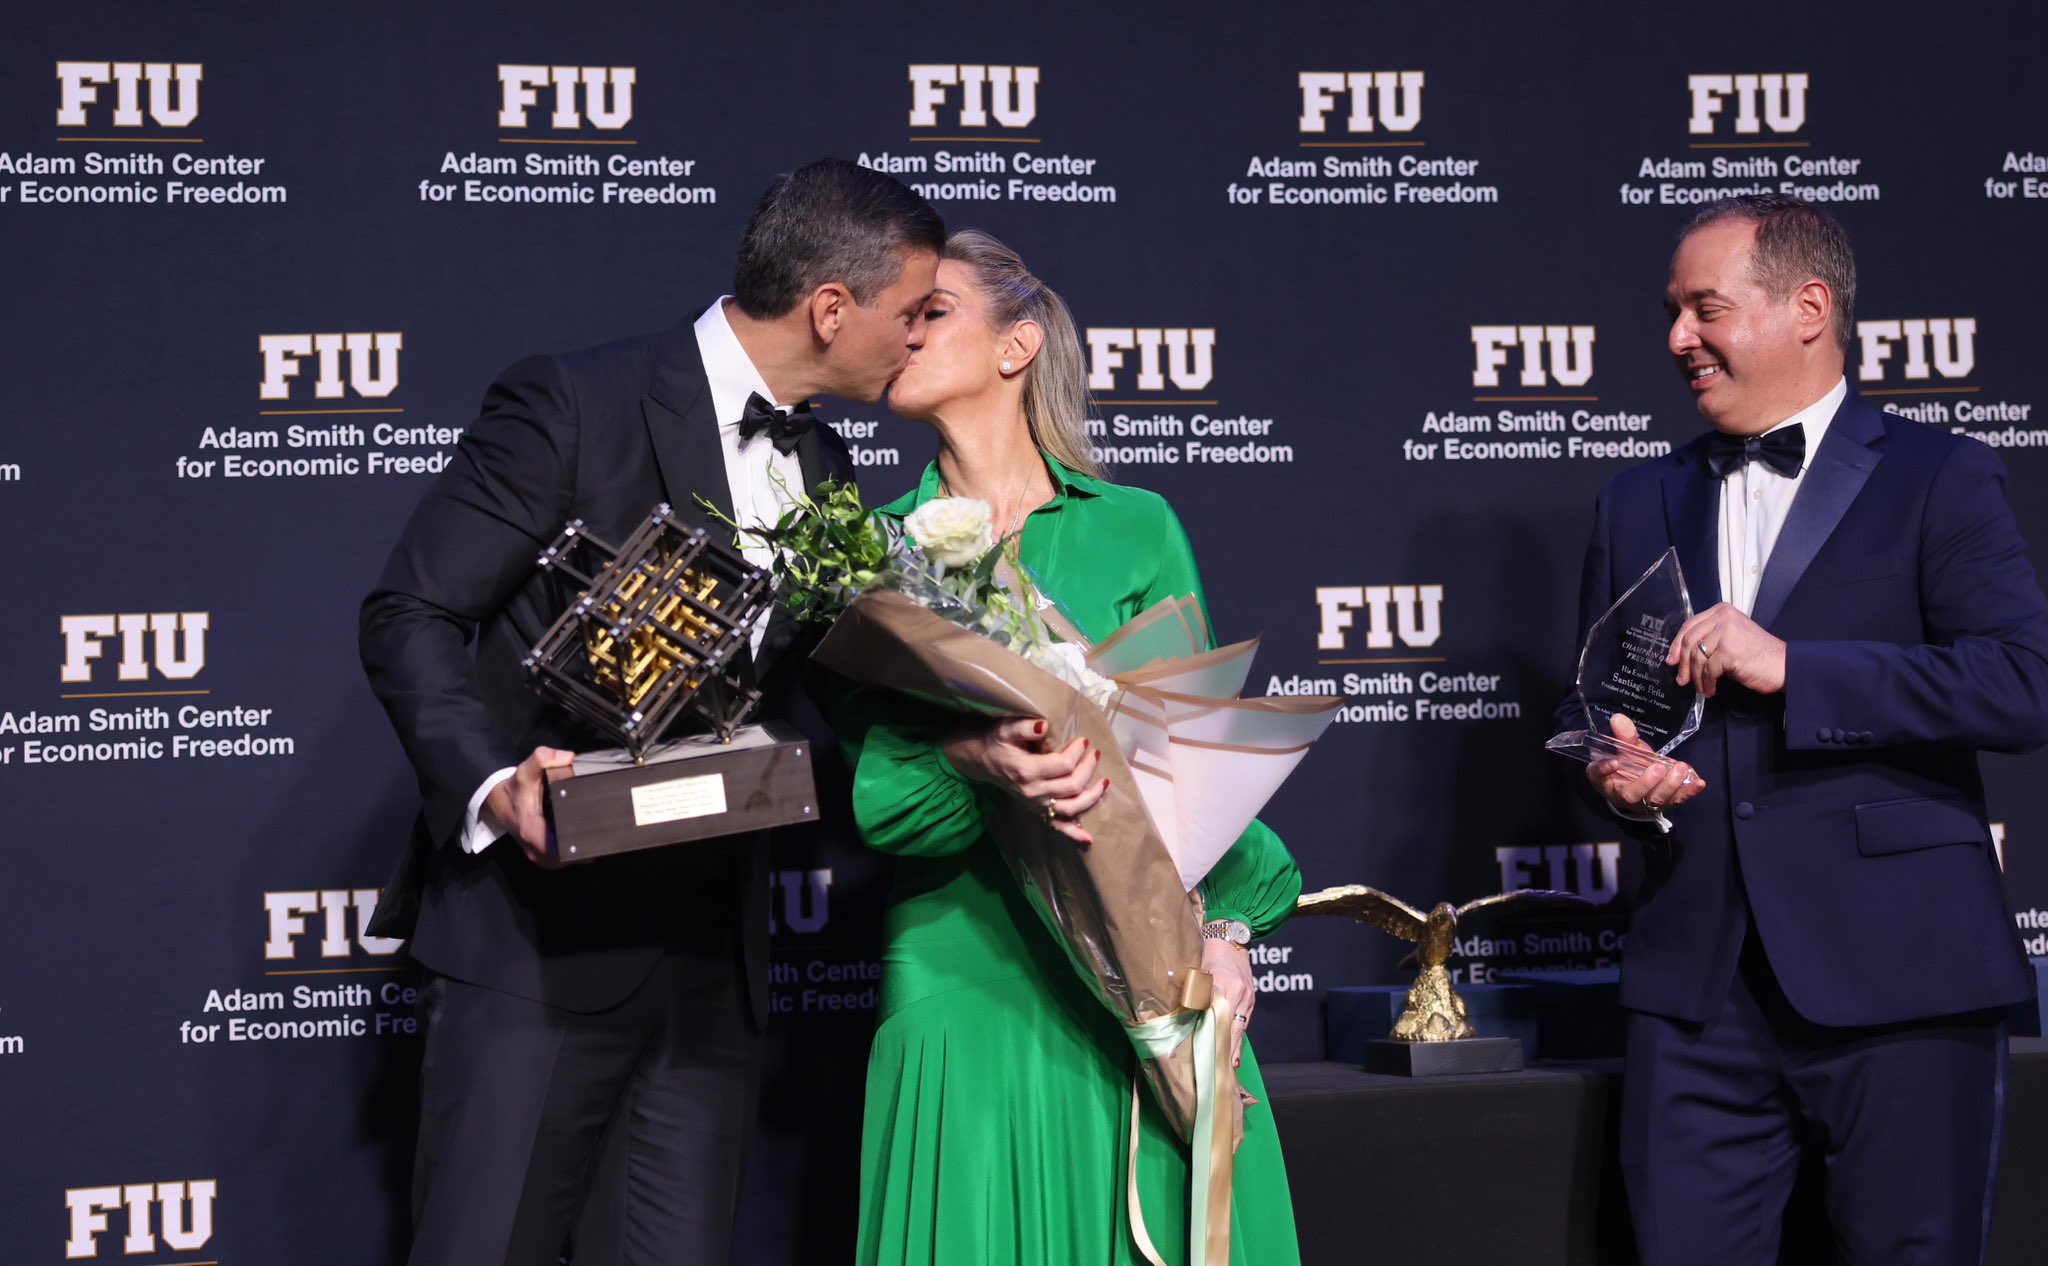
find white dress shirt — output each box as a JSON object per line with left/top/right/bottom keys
{"left": 695, "top": 296, "right": 809, "bottom": 590}
{"left": 461, "top": 299, "right": 805, "bottom": 854}
{"left": 1716, "top": 377, "right": 1846, "bottom": 615}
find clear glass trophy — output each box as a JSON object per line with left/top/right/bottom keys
{"left": 1545, "top": 547, "right": 1703, "bottom": 776}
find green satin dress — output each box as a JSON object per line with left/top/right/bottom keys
{"left": 837, "top": 458, "right": 1305, "bottom": 1266}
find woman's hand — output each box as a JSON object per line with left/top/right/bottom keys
{"left": 1202, "top": 937, "right": 1256, "bottom": 1070}
{"left": 942, "top": 717, "right": 1106, "bottom": 845}
{"left": 1202, "top": 936, "right": 1258, "bottom": 1152}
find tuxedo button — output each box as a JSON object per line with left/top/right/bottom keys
{"left": 1832, "top": 728, "right": 1847, "bottom": 743}
{"left": 1858, "top": 730, "right": 1874, "bottom": 744}
{"left": 1736, "top": 801, "right": 1756, "bottom": 819}
{"left": 1817, "top": 727, "right": 1833, "bottom": 743}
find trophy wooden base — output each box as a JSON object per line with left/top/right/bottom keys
{"left": 1365, "top": 1036, "right": 1525, "bottom": 1077}
{"left": 545, "top": 720, "right": 817, "bottom": 863}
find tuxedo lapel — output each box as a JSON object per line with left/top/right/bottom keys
{"left": 1750, "top": 394, "right": 1885, "bottom": 629}
{"left": 641, "top": 322, "right": 730, "bottom": 528}
{"left": 794, "top": 424, "right": 827, "bottom": 493}
{"left": 640, "top": 318, "right": 764, "bottom": 691}
{"left": 1662, "top": 437, "right": 1723, "bottom": 611}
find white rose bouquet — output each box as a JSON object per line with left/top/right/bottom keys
{"left": 715, "top": 478, "right": 1116, "bottom": 707}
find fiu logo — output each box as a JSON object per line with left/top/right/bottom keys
{"left": 264, "top": 889, "right": 403, "bottom": 960}
{"left": 1497, "top": 844, "right": 1622, "bottom": 905}
{"left": 60, "top": 614, "right": 208, "bottom": 684}
{"left": 497, "top": 65, "right": 635, "bottom": 130}
{"left": 56, "top": 62, "right": 201, "bottom": 129}
{"left": 768, "top": 869, "right": 832, "bottom": 936}
{"left": 1472, "top": 326, "right": 1595, "bottom": 389}
{"left": 1314, "top": 587, "right": 1443, "bottom": 651}
{"left": 259, "top": 333, "right": 402, "bottom": 400}
{"left": 65, "top": 1181, "right": 216, "bottom": 1259}
{"left": 1856, "top": 318, "right": 1976, "bottom": 383}
{"left": 1687, "top": 73, "right": 1808, "bottom": 135}
{"left": 908, "top": 65, "right": 1039, "bottom": 129}
{"left": 1084, "top": 329, "right": 1216, "bottom": 393}
{"left": 1296, "top": 72, "right": 1424, "bottom": 134}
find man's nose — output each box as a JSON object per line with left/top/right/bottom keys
{"left": 1668, "top": 316, "right": 1698, "bottom": 358}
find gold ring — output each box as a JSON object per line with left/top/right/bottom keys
{"left": 1043, "top": 797, "right": 1058, "bottom": 823}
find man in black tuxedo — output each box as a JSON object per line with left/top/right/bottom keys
{"left": 360, "top": 159, "right": 942, "bottom": 1265}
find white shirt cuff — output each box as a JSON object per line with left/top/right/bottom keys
{"left": 462, "top": 767, "right": 517, "bottom": 854}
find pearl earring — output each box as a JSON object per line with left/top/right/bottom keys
{"left": 1001, "top": 360, "right": 1013, "bottom": 372}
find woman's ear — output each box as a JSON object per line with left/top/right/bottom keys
{"left": 1002, "top": 320, "right": 1045, "bottom": 374}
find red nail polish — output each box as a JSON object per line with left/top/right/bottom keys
{"left": 1100, "top": 779, "right": 1110, "bottom": 792}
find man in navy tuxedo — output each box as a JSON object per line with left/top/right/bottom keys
{"left": 1572, "top": 193, "right": 2048, "bottom": 1265}
{"left": 359, "top": 160, "right": 941, "bottom": 1266}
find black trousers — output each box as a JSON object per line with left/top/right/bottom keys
{"left": 406, "top": 934, "right": 761, "bottom": 1266}
{"left": 1621, "top": 933, "right": 2006, "bottom": 1266}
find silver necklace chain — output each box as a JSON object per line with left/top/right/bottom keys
{"left": 940, "top": 465, "right": 1043, "bottom": 541}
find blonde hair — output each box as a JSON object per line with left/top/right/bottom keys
{"left": 942, "top": 229, "right": 1105, "bottom": 480}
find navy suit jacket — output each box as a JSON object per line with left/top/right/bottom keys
{"left": 359, "top": 319, "right": 854, "bottom": 1016}
{"left": 1571, "top": 390, "right": 2048, "bottom": 1027}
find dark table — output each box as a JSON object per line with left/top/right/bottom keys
{"left": 1265, "top": 1037, "right": 2048, "bottom": 1266}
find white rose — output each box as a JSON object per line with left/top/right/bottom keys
{"left": 1024, "top": 640, "right": 1120, "bottom": 710}
{"left": 905, "top": 497, "right": 996, "bottom": 569}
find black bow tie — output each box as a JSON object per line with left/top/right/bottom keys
{"left": 1705, "top": 426, "right": 1805, "bottom": 480}
{"left": 735, "top": 392, "right": 813, "bottom": 455}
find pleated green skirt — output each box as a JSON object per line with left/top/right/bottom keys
{"left": 855, "top": 847, "right": 1302, "bottom": 1266}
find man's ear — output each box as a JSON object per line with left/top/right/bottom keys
{"left": 809, "top": 283, "right": 852, "bottom": 346}
{"left": 1793, "top": 278, "right": 1833, "bottom": 348}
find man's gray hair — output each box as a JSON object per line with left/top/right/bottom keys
{"left": 1681, "top": 193, "right": 1857, "bottom": 351}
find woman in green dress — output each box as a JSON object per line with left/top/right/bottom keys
{"left": 836, "top": 229, "right": 1303, "bottom": 1266}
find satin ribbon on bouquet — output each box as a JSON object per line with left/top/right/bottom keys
{"left": 1125, "top": 970, "right": 1239, "bottom": 1266}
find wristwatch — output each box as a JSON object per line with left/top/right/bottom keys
{"left": 1200, "top": 919, "right": 1251, "bottom": 947}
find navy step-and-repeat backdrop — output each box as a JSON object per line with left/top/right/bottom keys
{"left": 4, "top": 2, "right": 2045, "bottom": 1261}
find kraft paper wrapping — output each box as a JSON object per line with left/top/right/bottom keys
{"left": 813, "top": 588, "right": 1213, "bottom": 1142}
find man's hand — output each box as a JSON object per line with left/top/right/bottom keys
{"left": 1669, "top": 602, "right": 1787, "bottom": 697}
{"left": 943, "top": 717, "right": 1106, "bottom": 846}
{"left": 1588, "top": 713, "right": 1706, "bottom": 818}
{"left": 483, "top": 746, "right": 576, "bottom": 866}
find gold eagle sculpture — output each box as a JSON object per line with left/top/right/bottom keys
{"left": 1296, "top": 885, "right": 1591, "bottom": 1042}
